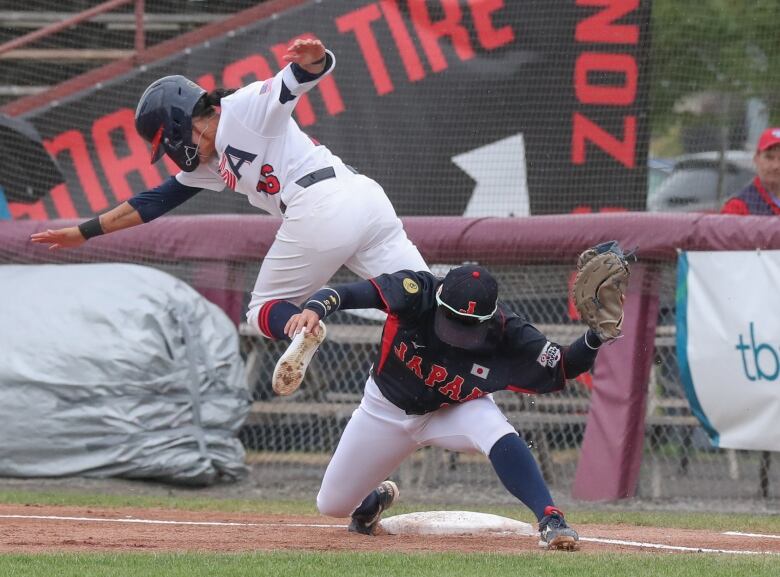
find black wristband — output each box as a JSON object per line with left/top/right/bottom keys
{"left": 584, "top": 329, "right": 603, "bottom": 350}
{"left": 78, "top": 217, "right": 104, "bottom": 240}
{"left": 304, "top": 288, "right": 340, "bottom": 319}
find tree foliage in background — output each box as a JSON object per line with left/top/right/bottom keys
{"left": 651, "top": 0, "right": 780, "bottom": 134}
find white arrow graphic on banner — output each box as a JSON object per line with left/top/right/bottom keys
{"left": 452, "top": 133, "right": 530, "bottom": 217}
{"left": 349, "top": 135, "right": 530, "bottom": 325}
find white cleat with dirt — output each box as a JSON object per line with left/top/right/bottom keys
{"left": 272, "top": 321, "right": 327, "bottom": 396}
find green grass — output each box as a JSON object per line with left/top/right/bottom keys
{"left": 2, "top": 488, "right": 780, "bottom": 534}
{"left": 1, "top": 552, "right": 779, "bottom": 577}
{"left": 0, "top": 489, "right": 316, "bottom": 515}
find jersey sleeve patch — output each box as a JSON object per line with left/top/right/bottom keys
{"left": 402, "top": 277, "right": 419, "bottom": 294}
{"left": 536, "top": 341, "right": 562, "bottom": 368}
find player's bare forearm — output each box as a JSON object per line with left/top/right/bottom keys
{"left": 29, "top": 201, "right": 143, "bottom": 249}
{"left": 283, "top": 38, "right": 327, "bottom": 74}
{"left": 99, "top": 201, "right": 144, "bottom": 233}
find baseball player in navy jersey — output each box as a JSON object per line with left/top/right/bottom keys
{"left": 282, "top": 264, "right": 612, "bottom": 550}
{"left": 30, "top": 38, "right": 428, "bottom": 373}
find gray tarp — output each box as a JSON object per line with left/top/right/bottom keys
{"left": 0, "top": 264, "right": 250, "bottom": 486}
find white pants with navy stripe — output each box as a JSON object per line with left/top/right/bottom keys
{"left": 316, "top": 375, "right": 517, "bottom": 518}
{"left": 246, "top": 168, "right": 428, "bottom": 333}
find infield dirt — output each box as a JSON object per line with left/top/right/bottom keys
{"left": 1, "top": 504, "right": 778, "bottom": 555}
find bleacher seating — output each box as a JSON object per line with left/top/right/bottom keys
{"left": 0, "top": 2, "right": 260, "bottom": 108}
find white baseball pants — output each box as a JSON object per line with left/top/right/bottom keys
{"left": 246, "top": 166, "right": 428, "bottom": 330}
{"left": 316, "top": 376, "right": 517, "bottom": 518}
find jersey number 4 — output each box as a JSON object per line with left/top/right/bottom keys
{"left": 256, "top": 164, "right": 280, "bottom": 194}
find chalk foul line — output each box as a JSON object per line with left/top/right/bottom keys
{"left": 0, "top": 514, "right": 346, "bottom": 529}
{"left": 723, "top": 531, "right": 780, "bottom": 540}
{"left": 580, "top": 536, "right": 776, "bottom": 555}
{"left": 1, "top": 514, "right": 778, "bottom": 555}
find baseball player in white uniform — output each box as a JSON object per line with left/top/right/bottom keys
{"left": 31, "top": 39, "right": 429, "bottom": 371}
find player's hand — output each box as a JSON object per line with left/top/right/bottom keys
{"left": 29, "top": 226, "right": 86, "bottom": 250}
{"left": 284, "top": 309, "right": 322, "bottom": 339}
{"left": 282, "top": 38, "right": 326, "bottom": 70}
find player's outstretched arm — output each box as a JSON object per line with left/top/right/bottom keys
{"left": 29, "top": 201, "right": 143, "bottom": 250}
{"left": 282, "top": 38, "right": 327, "bottom": 74}
{"left": 284, "top": 280, "right": 386, "bottom": 339}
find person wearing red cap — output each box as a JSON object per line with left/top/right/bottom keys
{"left": 280, "top": 264, "right": 616, "bottom": 550}
{"left": 721, "top": 127, "right": 780, "bottom": 215}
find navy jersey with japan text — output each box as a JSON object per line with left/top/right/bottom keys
{"left": 368, "top": 271, "right": 567, "bottom": 415}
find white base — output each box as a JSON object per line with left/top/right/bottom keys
{"left": 379, "top": 511, "right": 536, "bottom": 536}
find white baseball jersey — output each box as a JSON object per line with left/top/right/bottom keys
{"left": 176, "top": 50, "right": 341, "bottom": 216}
{"left": 174, "top": 50, "right": 428, "bottom": 332}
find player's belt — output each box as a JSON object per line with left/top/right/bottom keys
{"left": 282, "top": 165, "right": 359, "bottom": 213}
{"left": 294, "top": 165, "right": 359, "bottom": 189}
{"left": 295, "top": 166, "right": 336, "bottom": 188}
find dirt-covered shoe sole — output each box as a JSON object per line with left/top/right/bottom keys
{"left": 538, "top": 534, "right": 580, "bottom": 551}
{"left": 272, "top": 321, "right": 327, "bottom": 396}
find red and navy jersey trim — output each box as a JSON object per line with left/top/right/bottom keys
{"left": 370, "top": 278, "right": 398, "bottom": 374}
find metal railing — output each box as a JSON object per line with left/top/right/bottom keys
{"left": 0, "top": 0, "right": 144, "bottom": 58}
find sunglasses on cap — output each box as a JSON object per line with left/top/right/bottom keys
{"left": 435, "top": 285, "right": 497, "bottom": 324}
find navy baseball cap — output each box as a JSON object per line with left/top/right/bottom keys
{"left": 434, "top": 265, "right": 498, "bottom": 350}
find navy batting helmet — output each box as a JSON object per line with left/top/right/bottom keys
{"left": 135, "top": 75, "right": 206, "bottom": 172}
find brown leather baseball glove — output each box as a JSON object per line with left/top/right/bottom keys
{"left": 572, "top": 241, "right": 633, "bottom": 341}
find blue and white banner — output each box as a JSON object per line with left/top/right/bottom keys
{"left": 677, "top": 250, "right": 780, "bottom": 451}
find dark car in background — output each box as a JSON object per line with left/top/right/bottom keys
{"left": 647, "top": 151, "right": 755, "bottom": 213}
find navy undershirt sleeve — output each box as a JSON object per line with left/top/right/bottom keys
{"left": 127, "top": 176, "right": 202, "bottom": 223}
{"left": 337, "top": 280, "right": 385, "bottom": 311}
{"left": 562, "top": 330, "right": 601, "bottom": 377}
{"left": 304, "top": 280, "right": 383, "bottom": 319}
{"left": 290, "top": 53, "right": 333, "bottom": 83}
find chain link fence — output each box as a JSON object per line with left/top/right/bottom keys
{"left": 238, "top": 262, "right": 780, "bottom": 505}
{"left": 0, "top": 0, "right": 778, "bottom": 509}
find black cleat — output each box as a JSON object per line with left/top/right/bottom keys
{"left": 348, "top": 481, "right": 399, "bottom": 535}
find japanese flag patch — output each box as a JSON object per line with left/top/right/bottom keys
{"left": 470, "top": 363, "right": 490, "bottom": 379}
{"left": 536, "top": 341, "right": 561, "bottom": 368}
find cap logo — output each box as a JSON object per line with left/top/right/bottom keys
{"left": 773, "top": 129, "right": 780, "bottom": 138}
{"left": 436, "top": 285, "right": 497, "bottom": 323}
{"left": 403, "top": 278, "right": 419, "bottom": 294}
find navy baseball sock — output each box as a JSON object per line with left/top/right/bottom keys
{"left": 488, "top": 432, "right": 555, "bottom": 521}
{"left": 257, "top": 300, "right": 301, "bottom": 341}
{"left": 352, "top": 490, "right": 379, "bottom": 518}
